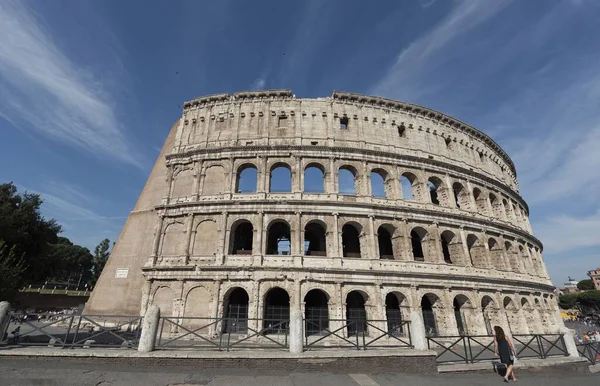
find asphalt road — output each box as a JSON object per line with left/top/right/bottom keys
{"left": 0, "top": 358, "right": 598, "bottom": 386}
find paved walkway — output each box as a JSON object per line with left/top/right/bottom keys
{"left": 0, "top": 357, "right": 598, "bottom": 386}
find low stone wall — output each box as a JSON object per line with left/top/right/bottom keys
{"left": 0, "top": 353, "right": 438, "bottom": 374}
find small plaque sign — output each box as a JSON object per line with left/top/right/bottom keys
{"left": 115, "top": 268, "right": 129, "bottom": 278}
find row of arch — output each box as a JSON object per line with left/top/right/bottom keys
{"left": 169, "top": 160, "right": 528, "bottom": 230}
{"left": 222, "top": 218, "right": 544, "bottom": 276}
{"left": 150, "top": 284, "right": 558, "bottom": 337}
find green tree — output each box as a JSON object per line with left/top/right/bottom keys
{"left": 45, "top": 237, "right": 94, "bottom": 287}
{"left": 558, "top": 294, "right": 579, "bottom": 310}
{"left": 0, "top": 240, "right": 26, "bottom": 300}
{"left": 577, "top": 290, "right": 600, "bottom": 313}
{"left": 577, "top": 279, "right": 595, "bottom": 291}
{"left": 91, "top": 238, "right": 111, "bottom": 285}
{"left": 0, "top": 182, "right": 61, "bottom": 282}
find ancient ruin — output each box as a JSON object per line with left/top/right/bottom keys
{"left": 85, "top": 90, "right": 561, "bottom": 336}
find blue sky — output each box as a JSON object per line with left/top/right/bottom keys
{"left": 1, "top": 0, "right": 599, "bottom": 286}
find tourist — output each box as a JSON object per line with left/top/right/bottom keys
{"left": 10, "top": 326, "right": 21, "bottom": 343}
{"left": 494, "top": 326, "right": 517, "bottom": 382}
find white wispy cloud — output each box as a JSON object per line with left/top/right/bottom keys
{"left": 533, "top": 210, "right": 600, "bottom": 254}
{"left": 370, "top": 0, "right": 510, "bottom": 100}
{"left": 0, "top": 0, "right": 142, "bottom": 168}
{"left": 251, "top": 78, "right": 266, "bottom": 90}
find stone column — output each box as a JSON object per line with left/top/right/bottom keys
{"left": 151, "top": 216, "right": 165, "bottom": 265}
{"left": 210, "top": 280, "right": 222, "bottom": 337}
{"left": 289, "top": 280, "right": 303, "bottom": 353}
{"left": 361, "top": 160, "right": 369, "bottom": 197}
{"left": 220, "top": 212, "right": 229, "bottom": 260}
{"left": 328, "top": 157, "right": 336, "bottom": 194}
{"left": 192, "top": 160, "right": 201, "bottom": 200}
{"left": 400, "top": 219, "right": 412, "bottom": 261}
{"left": 428, "top": 223, "right": 444, "bottom": 264}
{"left": 258, "top": 156, "right": 268, "bottom": 193}
{"left": 459, "top": 227, "right": 472, "bottom": 267}
{"left": 369, "top": 215, "right": 378, "bottom": 259}
{"left": 410, "top": 310, "right": 428, "bottom": 350}
{"left": 256, "top": 212, "right": 265, "bottom": 256}
{"left": 442, "top": 289, "right": 459, "bottom": 335}
{"left": 294, "top": 211, "right": 302, "bottom": 257}
{"left": 294, "top": 156, "right": 302, "bottom": 194}
{"left": 138, "top": 305, "right": 160, "bottom": 353}
{"left": 559, "top": 326, "right": 580, "bottom": 357}
{"left": 197, "top": 166, "right": 206, "bottom": 196}
{"left": 332, "top": 213, "right": 340, "bottom": 257}
{"left": 184, "top": 214, "right": 194, "bottom": 264}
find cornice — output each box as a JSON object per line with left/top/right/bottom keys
{"left": 179, "top": 90, "right": 516, "bottom": 176}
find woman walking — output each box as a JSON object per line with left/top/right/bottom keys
{"left": 494, "top": 326, "right": 517, "bottom": 382}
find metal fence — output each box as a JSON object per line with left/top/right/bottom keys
{"left": 303, "top": 319, "right": 412, "bottom": 351}
{"left": 156, "top": 316, "right": 289, "bottom": 351}
{"left": 2, "top": 313, "right": 141, "bottom": 349}
{"left": 577, "top": 342, "right": 600, "bottom": 365}
{"left": 427, "top": 334, "right": 568, "bottom": 364}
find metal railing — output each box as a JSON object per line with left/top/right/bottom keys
{"left": 303, "top": 319, "right": 412, "bottom": 351}
{"left": 577, "top": 342, "right": 600, "bottom": 365}
{"left": 427, "top": 334, "right": 568, "bottom": 364}
{"left": 2, "top": 312, "right": 142, "bottom": 349}
{"left": 156, "top": 316, "right": 289, "bottom": 351}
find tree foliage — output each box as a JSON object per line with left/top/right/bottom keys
{"left": 577, "top": 290, "right": 600, "bottom": 312}
{"left": 92, "top": 238, "right": 111, "bottom": 285}
{"left": 577, "top": 279, "right": 595, "bottom": 291}
{"left": 558, "top": 294, "right": 579, "bottom": 310}
{"left": 0, "top": 240, "right": 26, "bottom": 300}
{"left": 0, "top": 182, "right": 61, "bottom": 282}
{"left": 0, "top": 182, "right": 109, "bottom": 294}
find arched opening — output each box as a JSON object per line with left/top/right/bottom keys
{"left": 466, "top": 234, "right": 480, "bottom": 266}
{"left": 421, "top": 294, "right": 438, "bottom": 337}
{"left": 505, "top": 241, "right": 519, "bottom": 272}
{"left": 370, "top": 169, "right": 388, "bottom": 198}
{"left": 428, "top": 177, "right": 442, "bottom": 205}
{"left": 304, "top": 221, "right": 327, "bottom": 256}
{"left": 490, "top": 193, "right": 503, "bottom": 218}
{"left": 453, "top": 296, "right": 469, "bottom": 335}
{"left": 488, "top": 238, "right": 504, "bottom": 270}
{"left": 378, "top": 226, "right": 394, "bottom": 260}
{"left": 385, "top": 293, "right": 404, "bottom": 336}
{"left": 223, "top": 287, "right": 249, "bottom": 333}
{"left": 266, "top": 221, "right": 291, "bottom": 255}
{"left": 338, "top": 166, "right": 357, "bottom": 195}
{"left": 342, "top": 223, "right": 361, "bottom": 258}
{"left": 502, "top": 199, "right": 511, "bottom": 219}
{"left": 473, "top": 188, "right": 487, "bottom": 214}
{"left": 346, "top": 291, "right": 367, "bottom": 336}
{"left": 440, "top": 230, "right": 459, "bottom": 264}
{"left": 235, "top": 164, "right": 258, "bottom": 193}
{"left": 400, "top": 173, "right": 417, "bottom": 200}
{"left": 263, "top": 287, "right": 290, "bottom": 334}
{"left": 229, "top": 221, "right": 253, "bottom": 255}
{"left": 304, "top": 289, "right": 329, "bottom": 336}
{"left": 411, "top": 227, "right": 427, "bottom": 262}
{"left": 481, "top": 296, "right": 495, "bottom": 335}
{"left": 304, "top": 165, "right": 325, "bottom": 193}
{"left": 269, "top": 164, "right": 292, "bottom": 192}
{"left": 453, "top": 182, "right": 469, "bottom": 209}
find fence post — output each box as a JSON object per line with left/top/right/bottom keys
{"left": 138, "top": 305, "right": 160, "bottom": 352}
{"left": 409, "top": 311, "right": 428, "bottom": 351}
{"left": 0, "top": 302, "right": 10, "bottom": 343}
{"left": 289, "top": 308, "right": 303, "bottom": 354}
{"left": 558, "top": 327, "right": 579, "bottom": 358}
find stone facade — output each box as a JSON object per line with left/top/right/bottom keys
{"left": 85, "top": 90, "right": 563, "bottom": 336}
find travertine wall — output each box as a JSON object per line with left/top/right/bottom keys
{"left": 86, "top": 90, "right": 562, "bottom": 336}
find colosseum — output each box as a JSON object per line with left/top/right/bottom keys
{"left": 86, "top": 90, "right": 562, "bottom": 339}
